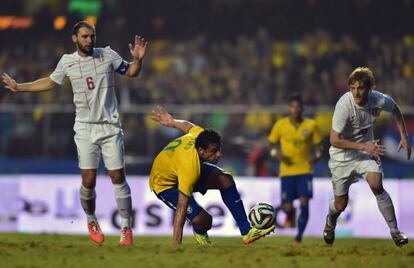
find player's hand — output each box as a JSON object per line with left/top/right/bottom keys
{"left": 398, "top": 136, "right": 412, "bottom": 160}
{"left": 129, "top": 35, "right": 148, "bottom": 61}
{"left": 363, "top": 139, "right": 386, "bottom": 158}
{"left": 270, "top": 148, "right": 284, "bottom": 161}
{"left": 151, "top": 106, "right": 174, "bottom": 127}
{"left": 310, "top": 150, "right": 322, "bottom": 163}
{"left": 1, "top": 73, "right": 18, "bottom": 92}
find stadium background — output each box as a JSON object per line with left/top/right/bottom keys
{"left": 1, "top": 0, "right": 414, "bottom": 240}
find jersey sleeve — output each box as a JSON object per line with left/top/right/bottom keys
{"left": 312, "top": 121, "right": 323, "bottom": 144}
{"left": 49, "top": 56, "right": 67, "bottom": 85}
{"left": 379, "top": 93, "right": 396, "bottom": 112}
{"left": 176, "top": 152, "right": 201, "bottom": 197}
{"left": 188, "top": 126, "right": 204, "bottom": 137}
{"left": 268, "top": 121, "right": 281, "bottom": 144}
{"left": 108, "top": 47, "right": 129, "bottom": 75}
{"left": 332, "top": 102, "right": 349, "bottom": 133}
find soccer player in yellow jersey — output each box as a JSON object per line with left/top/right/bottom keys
{"left": 150, "top": 106, "right": 275, "bottom": 246}
{"left": 268, "top": 94, "right": 322, "bottom": 244}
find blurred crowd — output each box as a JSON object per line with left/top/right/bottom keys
{"left": 1, "top": 29, "right": 414, "bottom": 107}
{"left": 1, "top": 29, "right": 413, "bottom": 176}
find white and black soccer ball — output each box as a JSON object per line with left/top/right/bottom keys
{"left": 248, "top": 202, "right": 276, "bottom": 229}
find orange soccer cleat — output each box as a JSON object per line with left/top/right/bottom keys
{"left": 119, "top": 227, "right": 134, "bottom": 246}
{"left": 88, "top": 221, "right": 105, "bottom": 244}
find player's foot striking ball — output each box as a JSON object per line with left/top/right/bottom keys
{"left": 149, "top": 106, "right": 275, "bottom": 246}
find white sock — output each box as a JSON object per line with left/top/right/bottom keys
{"left": 375, "top": 191, "right": 399, "bottom": 234}
{"left": 80, "top": 185, "right": 97, "bottom": 224}
{"left": 114, "top": 182, "right": 132, "bottom": 229}
{"left": 86, "top": 214, "right": 98, "bottom": 224}
{"left": 327, "top": 200, "right": 341, "bottom": 227}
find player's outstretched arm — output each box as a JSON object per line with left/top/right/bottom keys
{"left": 392, "top": 104, "right": 412, "bottom": 159}
{"left": 151, "top": 106, "right": 195, "bottom": 133}
{"left": 2, "top": 73, "right": 57, "bottom": 92}
{"left": 173, "top": 192, "right": 190, "bottom": 245}
{"left": 126, "top": 35, "right": 148, "bottom": 77}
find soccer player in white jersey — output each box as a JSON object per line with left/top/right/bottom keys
{"left": 1, "top": 21, "right": 148, "bottom": 246}
{"left": 324, "top": 67, "right": 411, "bottom": 247}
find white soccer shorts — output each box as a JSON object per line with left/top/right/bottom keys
{"left": 329, "top": 154, "right": 383, "bottom": 196}
{"left": 74, "top": 122, "right": 125, "bottom": 170}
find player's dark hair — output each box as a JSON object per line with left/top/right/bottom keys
{"left": 195, "top": 129, "right": 222, "bottom": 150}
{"left": 288, "top": 93, "right": 303, "bottom": 107}
{"left": 72, "top": 21, "right": 95, "bottom": 35}
{"left": 348, "top": 67, "right": 375, "bottom": 90}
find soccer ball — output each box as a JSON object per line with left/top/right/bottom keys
{"left": 248, "top": 203, "right": 276, "bottom": 229}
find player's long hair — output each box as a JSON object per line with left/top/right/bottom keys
{"left": 348, "top": 67, "right": 376, "bottom": 90}
{"left": 195, "top": 129, "right": 222, "bottom": 150}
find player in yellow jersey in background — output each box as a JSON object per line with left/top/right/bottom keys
{"left": 268, "top": 94, "right": 322, "bottom": 244}
{"left": 150, "top": 106, "right": 275, "bottom": 246}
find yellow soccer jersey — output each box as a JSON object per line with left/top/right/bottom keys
{"left": 268, "top": 117, "right": 322, "bottom": 177}
{"left": 149, "top": 126, "right": 204, "bottom": 197}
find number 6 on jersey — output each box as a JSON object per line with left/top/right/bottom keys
{"left": 86, "top": 76, "right": 95, "bottom": 90}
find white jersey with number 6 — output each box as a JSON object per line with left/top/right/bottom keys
{"left": 50, "top": 46, "right": 129, "bottom": 124}
{"left": 329, "top": 90, "right": 396, "bottom": 162}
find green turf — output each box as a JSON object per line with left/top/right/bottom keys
{"left": 0, "top": 234, "right": 413, "bottom": 268}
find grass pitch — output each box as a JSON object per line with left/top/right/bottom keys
{"left": 0, "top": 234, "right": 413, "bottom": 268}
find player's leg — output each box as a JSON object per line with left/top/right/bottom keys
{"left": 365, "top": 172, "right": 408, "bottom": 246}
{"left": 199, "top": 163, "right": 275, "bottom": 244}
{"left": 80, "top": 169, "right": 104, "bottom": 244}
{"left": 74, "top": 123, "right": 103, "bottom": 243}
{"left": 101, "top": 127, "right": 133, "bottom": 245}
{"left": 294, "top": 174, "right": 313, "bottom": 243}
{"left": 280, "top": 176, "right": 296, "bottom": 228}
{"left": 80, "top": 169, "right": 98, "bottom": 223}
{"left": 324, "top": 160, "right": 357, "bottom": 245}
{"left": 200, "top": 164, "right": 251, "bottom": 236}
{"left": 155, "top": 187, "right": 212, "bottom": 245}
{"left": 107, "top": 168, "right": 134, "bottom": 246}
{"left": 324, "top": 174, "right": 351, "bottom": 245}
{"left": 323, "top": 193, "right": 348, "bottom": 245}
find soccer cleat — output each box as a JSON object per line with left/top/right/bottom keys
{"left": 293, "top": 235, "right": 302, "bottom": 245}
{"left": 193, "top": 232, "right": 212, "bottom": 246}
{"left": 88, "top": 221, "right": 105, "bottom": 244}
{"left": 391, "top": 231, "right": 408, "bottom": 247}
{"left": 323, "top": 216, "right": 335, "bottom": 245}
{"left": 119, "top": 227, "right": 134, "bottom": 246}
{"left": 242, "top": 225, "right": 276, "bottom": 245}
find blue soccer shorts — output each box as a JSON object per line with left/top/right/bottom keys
{"left": 154, "top": 162, "right": 220, "bottom": 221}
{"left": 280, "top": 173, "right": 313, "bottom": 204}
